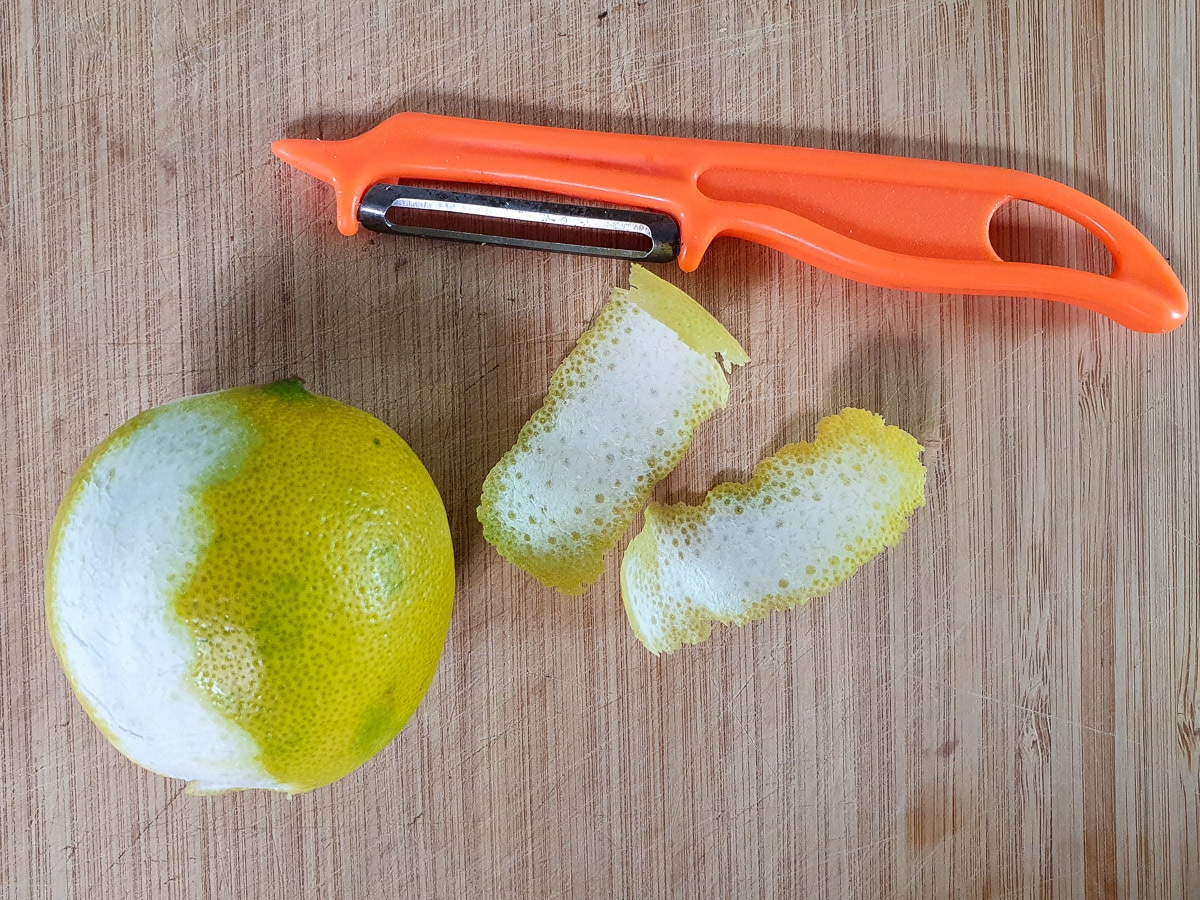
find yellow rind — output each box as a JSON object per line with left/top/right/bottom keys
{"left": 621, "top": 265, "right": 749, "bottom": 370}
{"left": 174, "top": 381, "right": 455, "bottom": 792}
{"left": 622, "top": 408, "right": 926, "bottom": 654}
{"left": 619, "top": 522, "right": 659, "bottom": 650}
{"left": 478, "top": 266, "right": 747, "bottom": 594}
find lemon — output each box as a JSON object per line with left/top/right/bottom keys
{"left": 622, "top": 409, "right": 926, "bottom": 653}
{"left": 478, "top": 265, "right": 748, "bottom": 594}
{"left": 45, "top": 379, "right": 455, "bottom": 794}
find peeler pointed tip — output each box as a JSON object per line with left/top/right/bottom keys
{"left": 270, "top": 137, "right": 305, "bottom": 162}
{"left": 270, "top": 139, "right": 293, "bottom": 160}
{"left": 270, "top": 137, "right": 344, "bottom": 187}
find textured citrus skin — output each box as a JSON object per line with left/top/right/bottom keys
{"left": 172, "top": 380, "right": 454, "bottom": 791}
{"left": 621, "top": 409, "right": 926, "bottom": 653}
{"left": 478, "top": 266, "right": 747, "bottom": 594}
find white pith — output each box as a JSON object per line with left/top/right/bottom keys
{"left": 482, "top": 297, "right": 730, "bottom": 589}
{"left": 47, "top": 398, "right": 292, "bottom": 793}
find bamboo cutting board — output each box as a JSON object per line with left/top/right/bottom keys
{"left": 3, "top": 1, "right": 1198, "bottom": 897}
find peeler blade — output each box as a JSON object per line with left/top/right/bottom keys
{"left": 357, "top": 184, "right": 679, "bottom": 263}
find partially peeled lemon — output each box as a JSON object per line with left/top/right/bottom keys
{"left": 45, "top": 380, "right": 455, "bottom": 794}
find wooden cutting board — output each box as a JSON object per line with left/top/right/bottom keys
{"left": 3, "top": 2, "right": 1198, "bottom": 896}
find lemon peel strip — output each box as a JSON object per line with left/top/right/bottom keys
{"left": 478, "top": 265, "right": 747, "bottom": 594}
{"left": 621, "top": 408, "right": 926, "bottom": 653}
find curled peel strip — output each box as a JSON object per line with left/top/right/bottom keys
{"left": 478, "top": 266, "right": 747, "bottom": 594}
{"left": 621, "top": 408, "right": 927, "bottom": 654}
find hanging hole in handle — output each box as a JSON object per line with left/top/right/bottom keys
{"left": 988, "top": 200, "right": 1114, "bottom": 276}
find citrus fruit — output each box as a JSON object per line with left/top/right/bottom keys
{"left": 478, "top": 265, "right": 748, "bottom": 594}
{"left": 622, "top": 408, "right": 926, "bottom": 653}
{"left": 45, "top": 379, "right": 455, "bottom": 794}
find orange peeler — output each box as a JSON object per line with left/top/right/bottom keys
{"left": 273, "top": 113, "right": 1187, "bottom": 333}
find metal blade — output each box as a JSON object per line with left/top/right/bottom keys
{"left": 357, "top": 184, "right": 679, "bottom": 263}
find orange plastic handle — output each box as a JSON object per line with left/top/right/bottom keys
{"left": 273, "top": 113, "right": 1187, "bottom": 333}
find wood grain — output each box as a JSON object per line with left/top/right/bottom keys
{"left": 3, "top": 1, "right": 1198, "bottom": 897}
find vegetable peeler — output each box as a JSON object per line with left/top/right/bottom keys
{"left": 272, "top": 113, "right": 1187, "bottom": 333}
